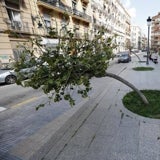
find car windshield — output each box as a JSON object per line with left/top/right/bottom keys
{"left": 0, "top": 63, "right": 13, "bottom": 70}
{"left": 120, "top": 53, "right": 128, "bottom": 57}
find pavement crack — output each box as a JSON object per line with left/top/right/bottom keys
{"left": 117, "top": 67, "right": 127, "bottom": 75}
{"left": 107, "top": 104, "right": 112, "bottom": 111}
{"left": 54, "top": 103, "right": 99, "bottom": 160}
{"left": 119, "top": 112, "right": 124, "bottom": 125}
{"left": 88, "top": 134, "right": 96, "bottom": 148}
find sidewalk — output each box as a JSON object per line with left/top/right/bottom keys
{"left": 10, "top": 55, "right": 160, "bottom": 160}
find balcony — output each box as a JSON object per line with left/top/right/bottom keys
{"left": 72, "top": 8, "right": 91, "bottom": 22}
{"left": 37, "top": 0, "right": 72, "bottom": 13}
{"left": 5, "top": 20, "right": 30, "bottom": 33}
{"left": 38, "top": 0, "right": 91, "bottom": 23}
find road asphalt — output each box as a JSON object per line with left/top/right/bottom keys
{"left": 2, "top": 53, "right": 160, "bottom": 160}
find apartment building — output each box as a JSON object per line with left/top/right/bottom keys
{"left": 91, "top": 0, "right": 131, "bottom": 53}
{"left": 141, "top": 33, "right": 147, "bottom": 50}
{"left": 0, "top": 0, "right": 131, "bottom": 64}
{"left": 151, "top": 12, "right": 160, "bottom": 51}
{"left": 0, "top": 0, "right": 34, "bottom": 64}
{"left": 0, "top": 0, "right": 92, "bottom": 64}
{"left": 130, "top": 25, "right": 142, "bottom": 50}
{"left": 36, "top": 0, "right": 92, "bottom": 38}
{"left": 115, "top": 0, "right": 131, "bottom": 52}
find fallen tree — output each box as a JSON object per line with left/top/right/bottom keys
{"left": 13, "top": 28, "right": 149, "bottom": 109}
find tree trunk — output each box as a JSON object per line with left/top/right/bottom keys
{"left": 131, "top": 52, "right": 141, "bottom": 62}
{"left": 105, "top": 72, "right": 149, "bottom": 105}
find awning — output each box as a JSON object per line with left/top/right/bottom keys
{"left": 41, "top": 38, "right": 59, "bottom": 45}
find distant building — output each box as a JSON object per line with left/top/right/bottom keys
{"left": 151, "top": 12, "right": 160, "bottom": 51}
{"left": 91, "top": 0, "right": 131, "bottom": 53}
{"left": 141, "top": 33, "right": 147, "bottom": 50}
{"left": 130, "top": 25, "right": 142, "bottom": 50}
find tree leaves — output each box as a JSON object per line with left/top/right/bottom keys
{"left": 13, "top": 28, "right": 116, "bottom": 106}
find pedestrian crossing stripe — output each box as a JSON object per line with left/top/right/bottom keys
{"left": 0, "top": 107, "right": 6, "bottom": 112}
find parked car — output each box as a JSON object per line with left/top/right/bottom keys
{"left": 0, "top": 67, "right": 16, "bottom": 84}
{"left": 0, "top": 63, "right": 36, "bottom": 84}
{"left": 117, "top": 52, "right": 131, "bottom": 63}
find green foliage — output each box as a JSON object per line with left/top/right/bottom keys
{"left": 133, "top": 66, "right": 154, "bottom": 71}
{"left": 123, "top": 90, "right": 160, "bottom": 118}
{"left": 14, "top": 28, "right": 116, "bottom": 106}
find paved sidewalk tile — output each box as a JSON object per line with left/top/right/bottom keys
{"left": 9, "top": 54, "right": 160, "bottom": 160}
{"left": 0, "top": 151, "right": 22, "bottom": 160}
{"left": 50, "top": 57, "right": 160, "bottom": 160}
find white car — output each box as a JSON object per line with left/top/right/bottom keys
{"left": 0, "top": 62, "right": 39, "bottom": 84}
{"left": 0, "top": 68, "right": 17, "bottom": 84}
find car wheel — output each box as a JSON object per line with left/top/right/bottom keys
{"left": 5, "top": 75, "right": 17, "bottom": 84}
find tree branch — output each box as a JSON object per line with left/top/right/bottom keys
{"left": 105, "top": 72, "right": 149, "bottom": 105}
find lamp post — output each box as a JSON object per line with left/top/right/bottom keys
{"left": 146, "top": 16, "right": 152, "bottom": 65}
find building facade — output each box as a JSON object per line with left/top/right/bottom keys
{"left": 0, "top": 0, "right": 92, "bottom": 64}
{"left": 130, "top": 25, "right": 142, "bottom": 50}
{"left": 0, "top": 0, "right": 131, "bottom": 64}
{"left": 151, "top": 12, "right": 160, "bottom": 51}
{"left": 141, "top": 33, "right": 147, "bottom": 50}
{"left": 91, "top": 0, "right": 131, "bottom": 53}
{"left": 0, "top": 0, "right": 34, "bottom": 64}
{"left": 37, "top": 0, "right": 92, "bottom": 38}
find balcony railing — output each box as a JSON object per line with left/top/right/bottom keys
{"left": 38, "top": 0, "right": 91, "bottom": 22}
{"left": 6, "top": 20, "right": 30, "bottom": 33}
{"left": 73, "top": 8, "right": 91, "bottom": 22}
{"left": 39, "top": 0, "right": 72, "bottom": 13}
{"left": 72, "top": 8, "right": 91, "bottom": 22}
{"left": 93, "top": 18, "right": 103, "bottom": 27}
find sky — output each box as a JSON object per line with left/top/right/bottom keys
{"left": 121, "top": 0, "right": 160, "bottom": 36}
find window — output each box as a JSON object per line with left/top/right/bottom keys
{"left": 82, "top": 7, "right": 86, "bottom": 13}
{"left": 7, "top": 9, "right": 21, "bottom": 22}
{"left": 43, "top": 14, "right": 51, "bottom": 28}
{"left": 82, "top": 2, "right": 87, "bottom": 13}
{"left": 5, "top": 0, "right": 22, "bottom": 29}
{"left": 7, "top": 9, "right": 22, "bottom": 29}
{"left": 108, "top": 8, "right": 110, "bottom": 14}
{"left": 61, "top": 14, "right": 69, "bottom": 27}
{"left": 72, "top": 0, "right": 77, "bottom": 9}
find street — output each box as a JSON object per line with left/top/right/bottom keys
{"left": 0, "top": 56, "right": 135, "bottom": 157}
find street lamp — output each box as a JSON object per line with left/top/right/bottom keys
{"left": 146, "top": 16, "right": 152, "bottom": 65}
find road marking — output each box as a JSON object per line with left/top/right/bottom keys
{"left": 0, "top": 107, "right": 6, "bottom": 112}
{"left": 11, "top": 97, "right": 39, "bottom": 108}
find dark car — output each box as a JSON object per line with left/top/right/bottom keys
{"left": 118, "top": 52, "right": 131, "bottom": 63}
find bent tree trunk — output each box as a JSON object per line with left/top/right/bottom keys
{"left": 105, "top": 72, "right": 149, "bottom": 105}
{"left": 131, "top": 52, "right": 141, "bottom": 62}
